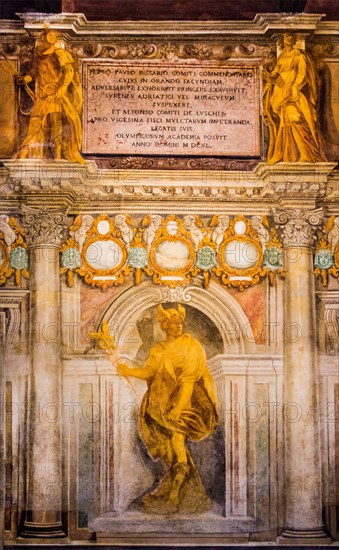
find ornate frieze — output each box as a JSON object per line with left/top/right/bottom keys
{"left": 61, "top": 212, "right": 284, "bottom": 291}
{"left": 0, "top": 162, "right": 337, "bottom": 211}
{"left": 73, "top": 40, "right": 275, "bottom": 61}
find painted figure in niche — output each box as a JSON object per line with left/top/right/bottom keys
{"left": 263, "top": 31, "right": 327, "bottom": 163}
{"left": 14, "top": 29, "right": 84, "bottom": 163}
{"left": 117, "top": 304, "right": 218, "bottom": 514}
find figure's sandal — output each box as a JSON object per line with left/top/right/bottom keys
{"left": 167, "top": 462, "right": 190, "bottom": 507}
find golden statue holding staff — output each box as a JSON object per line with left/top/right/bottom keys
{"left": 116, "top": 304, "right": 218, "bottom": 514}
{"left": 263, "top": 31, "right": 327, "bottom": 163}
{"left": 14, "top": 29, "right": 84, "bottom": 163}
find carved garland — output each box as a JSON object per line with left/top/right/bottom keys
{"left": 75, "top": 41, "right": 275, "bottom": 61}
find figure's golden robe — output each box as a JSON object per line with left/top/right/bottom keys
{"left": 139, "top": 333, "right": 217, "bottom": 453}
{"left": 264, "top": 48, "right": 327, "bottom": 163}
{"left": 138, "top": 333, "right": 218, "bottom": 513}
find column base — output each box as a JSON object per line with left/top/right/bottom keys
{"left": 278, "top": 528, "right": 332, "bottom": 545}
{"left": 20, "top": 521, "right": 66, "bottom": 538}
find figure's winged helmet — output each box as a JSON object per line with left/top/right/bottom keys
{"left": 157, "top": 304, "right": 186, "bottom": 330}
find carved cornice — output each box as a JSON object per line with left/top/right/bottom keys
{"left": 273, "top": 208, "right": 324, "bottom": 249}
{"left": 255, "top": 162, "right": 337, "bottom": 186}
{"left": 0, "top": 161, "right": 338, "bottom": 215}
{"left": 0, "top": 289, "right": 29, "bottom": 307}
{"left": 23, "top": 208, "right": 67, "bottom": 248}
{"left": 317, "top": 290, "right": 339, "bottom": 306}
{"left": 12, "top": 12, "right": 327, "bottom": 37}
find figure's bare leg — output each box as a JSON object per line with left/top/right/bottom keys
{"left": 143, "top": 441, "right": 173, "bottom": 500}
{"left": 168, "top": 462, "right": 189, "bottom": 506}
{"left": 49, "top": 113, "right": 63, "bottom": 159}
{"left": 165, "top": 433, "right": 189, "bottom": 506}
{"left": 18, "top": 116, "right": 44, "bottom": 159}
{"left": 171, "top": 432, "right": 187, "bottom": 465}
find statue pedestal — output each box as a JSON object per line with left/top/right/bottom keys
{"left": 89, "top": 511, "right": 254, "bottom": 545}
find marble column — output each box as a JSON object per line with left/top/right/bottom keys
{"left": 21, "top": 210, "right": 66, "bottom": 538}
{"left": 274, "top": 208, "right": 330, "bottom": 544}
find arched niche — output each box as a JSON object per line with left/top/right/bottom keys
{"left": 97, "top": 280, "right": 255, "bottom": 357}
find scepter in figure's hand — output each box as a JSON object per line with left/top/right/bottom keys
{"left": 89, "top": 321, "right": 137, "bottom": 397}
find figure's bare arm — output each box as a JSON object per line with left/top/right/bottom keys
{"left": 294, "top": 53, "right": 307, "bottom": 87}
{"left": 117, "top": 363, "right": 153, "bottom": 380}
{"left": 60, "top": 64, "right": 74, "bottom": 87}
{"left": 55, "top": 63, "right": 74, "bottom": 98}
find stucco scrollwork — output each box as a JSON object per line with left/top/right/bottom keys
{"left": 152, "top": 286, "right": 193, "bottom": 304}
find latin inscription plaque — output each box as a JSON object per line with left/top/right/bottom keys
{"left": 83, "top": 62, "right": 260, "bottom": 156}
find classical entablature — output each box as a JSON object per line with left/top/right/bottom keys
{"left": 0, "top": 161, "right": 338, "bottom": 210}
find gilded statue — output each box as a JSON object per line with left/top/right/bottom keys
{"left": 263, "top": 32, "right": 327, "bottom": 163}
{"left": 117, "top": 304, "right": 218, "bottom": 514}
{"left": 14, "top": 29, "right": 84, "bottom": 163}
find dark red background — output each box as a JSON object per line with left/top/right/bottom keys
{"left": 0, "top": 0, "right": 337, "bottom": 20}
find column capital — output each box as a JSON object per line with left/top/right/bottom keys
{"left": 23, "top": 208, "right": 67, "bottom": 248}
{"left": 273, "top": 208, "right": 324, "bottom": 249}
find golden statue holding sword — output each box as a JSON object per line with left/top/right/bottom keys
{"left": 91, "top": 305, "right": 218, "bottom": 515}
{"left": 10, "top": 29, "right": 84, "bottom": 163}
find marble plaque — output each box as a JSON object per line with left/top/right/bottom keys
{"left": 84, "top": 240, "right": 124, "bottom": 271}
{"left": 83, "top": 62, "right": 260, "bottom": 156}
{"left": 223, "top": 240, "right": 259, "bottom": 269}
{"left": 153, "top": 240, "right": 191, "bottom": 271}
